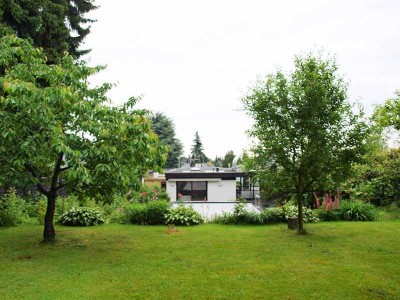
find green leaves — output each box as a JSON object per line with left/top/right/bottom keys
{"left": 0, "top": 36, "right": 167, "bottom": 199}
{"left": 243, "top": 52, "right": 369, "bottom": 229}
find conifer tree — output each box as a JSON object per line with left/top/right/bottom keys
{"left": 0, "top": 0, "right": 96, "bottom": 62}
{"left": 190, "top": 131, "right": 208, "bottom": 165}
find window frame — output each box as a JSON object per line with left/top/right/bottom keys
{"left": 176, "top": 181, "right": 208, "bottom": 201}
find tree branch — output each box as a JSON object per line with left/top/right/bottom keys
{"left": 24, "top": 162, "right": 49, "bottom": 196}
{"left": 50, "top": 152, "right": 64, "bottom": 191}
{"left": 60, "top": 166, "right": 71, "bottom": 172}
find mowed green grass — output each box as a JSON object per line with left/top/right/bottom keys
{"left": 1, "top": 221, "right": 399, "bottom": 300}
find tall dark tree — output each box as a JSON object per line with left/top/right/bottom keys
{"left": 150, "top": 112, "right": 183, "bottom": 169}
{"left": 243, "top": 52, "right": 369, "bottom": 233}
{"left": 0, "top": 0, "right": 96, "bottom": 62}
{"left": 190, "top": 131, "right": 208, "bottom": 165}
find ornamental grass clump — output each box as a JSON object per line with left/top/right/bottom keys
{"left": 339, "top": 201, "right": 378, "bottom": 221}
{"left": 58, "top": 207, "right": 105, "bottom": 226}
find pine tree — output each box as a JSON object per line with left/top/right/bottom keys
{"left": 0, "top": 0, "right": 96, "bottom": 63}
{"left": 190, "top": 131, "right": 208, "bottom": 165}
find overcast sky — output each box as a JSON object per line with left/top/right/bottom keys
{"left": 83, "top": 0, "right": 400, "bottom": 159}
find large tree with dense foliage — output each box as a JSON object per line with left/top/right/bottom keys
{"left": 150, "top": 112, "right": 183, "bottom": 169}
{"left": 0, "top": 36, "right": 167, "bottom": 241}
{"left": 242, "top": 52, "right": 369, "bottom": 233}
{"left": 0, "top": 0, "right": 96, "bottom": 62}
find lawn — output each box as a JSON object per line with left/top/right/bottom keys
{"left": 0, "top": 221, "right": 399, "bottom": 299}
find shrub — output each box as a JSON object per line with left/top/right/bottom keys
{"left": 34, "top": 196, "right": 48, "bottom": 224}
{"left": 133, "top": 186, "right": 171, "bottom": 204}
{"left": 212, "top": 208, "right": 285, "bottom": 225}
{"left": 281, "top": 204, "right": 319, "bottom": 223}
{"left": 261, "top": 208, "right": 285, "bottom": 223}
{"left": 212, "top": 212, "right": 237, "bottom": 225}
{"left": 145, "top": 200, "right": 169, "bottom": 225}
{"left": 165, "top": 205, "right": 204, "bottom": 226}
{"left": 317, "top": 209, "right": 341, "bottom": 221}
{"left": 125, "top": 200, "right": 169, "bottom": 225}
{"left": 339, "top": 201, "right": 377, "bottom": 221}
{"left": 242, "top": 211, "right": 265, "bottom": 225}
{"left": 101, "top": 194, "right": 132, "bottom": 224}
{"left": 0, "top": 188, "right": 31, "bottom": 226}
{"left": 58, "top": 207, "right": 105, "bottom": 226}
{"left": 124, "top": 204, "right": 146, "bottom": 224}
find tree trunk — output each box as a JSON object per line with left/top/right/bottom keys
{"left": 43, "top": 193, "right": 57, "bottom": 242}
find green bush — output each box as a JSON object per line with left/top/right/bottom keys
{"left": 58, "top": 207, "right": 105, "bottom": 226}
{"left": 34, "top": 196, "right": 47, "bottom": 224}
{"left": 133, "top": 186, "right": 170, "bottom": 204}
{"left": 261, "top": 208, "right": 285, "bottom": 223}
{"left": 125, "top": 200, "right": 169, "bottom": 225}
{"left": 102, "top": 194, "right": 132, "bottom": 224}
{"left": 212, "top": 212, "right": 237, "bottom": 224}
{"left": 242, "top": 211, "right": 265, "bottom": 225}
{"left": 0, "top": 188, "right": 31, "bottom": 226}
{"left": 165, "top": 205, "right": 204, "bottom": 226}
{"left": 146, "top": 201, "right": 170, "bottom": 224}
{"left": 317, "top": 209, "right": 341, "bottom": 221}
{"left": 339, "top": 201, "right": 377, "bottom": 221}
{"left": 281, "top": 204, "right": 319, "bottom": 223}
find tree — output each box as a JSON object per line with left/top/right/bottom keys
{"left": 190, "top": 131, "right": 208, "bottom": 165}
{"left": 0, "top": 0, "right": 96, "bottom": 62}
{"left": 0, "top": 36, "right": 167, "bottom": 242}
{"left": 150, "top": 112, "right": 183, "bottom": 169}
{"left": 222, "top": 150, "right": 236, "bottom": 168}
{"left": 242, "top": 52, "right": 369, "bottom": 233}
{"left": 374, "top": 90, "right": 400, "bottom": 135}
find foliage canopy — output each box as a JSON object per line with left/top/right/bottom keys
{"left": 0, "top": 35, "right": 167, "bottom": 241}
{"left": 243, "top": 52, "right": 369, "bottom": 232}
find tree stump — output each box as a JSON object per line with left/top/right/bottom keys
{"left": 288, "top": 217, "right": 299, "bottom": 230}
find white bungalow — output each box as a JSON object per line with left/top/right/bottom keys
{"left": 165, "top": 165, "right": 260, "bottom": 220}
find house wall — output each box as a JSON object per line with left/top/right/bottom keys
{"left": 207, "top": 180, "right": 236, "bottom": 202}
{"left": 166, "top": 179, "right": 237, "bottom": 202}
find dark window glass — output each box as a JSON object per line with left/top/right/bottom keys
{"left": 177, "top": 181, "right": 207, "bottom": 201}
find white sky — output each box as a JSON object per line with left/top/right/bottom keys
{"left": 83, "top": 0, "right": 400, "bottom": 159}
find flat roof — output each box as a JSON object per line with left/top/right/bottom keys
{"left": 165, "top": 171, "right": 248, "bottom": 180}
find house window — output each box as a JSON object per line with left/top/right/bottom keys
{"left": 177, "top": 181, "right": 207, "bottom": 201}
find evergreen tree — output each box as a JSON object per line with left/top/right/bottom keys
{"left": 190, "top": 131, "right": 208, "bottom": 165}
{"left": 150, "top": 112, "right": 183, "bottom": 169}
{"left": 0, "top": 0, "right": 96, "bottom": 62}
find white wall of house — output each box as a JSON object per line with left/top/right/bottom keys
{"left": 207, "top": 180, "right": 236, "bottom": 202}
{"left": 166, "top": 179, "right": 237, "bottom": 202}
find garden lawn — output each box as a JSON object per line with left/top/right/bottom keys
{"left": 0, "top": 221, "right": 399, "bottom": 300}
